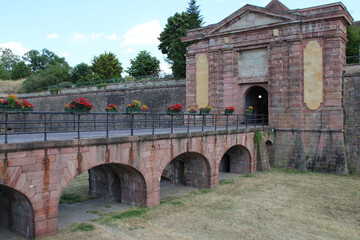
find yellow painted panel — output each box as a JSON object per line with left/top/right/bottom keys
{"left": 304, "top": 41, "right": 323, "bottom": 110}
{"left": 196, "top": 54, "right": 209, "bottom": 108}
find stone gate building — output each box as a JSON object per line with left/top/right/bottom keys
{"left": 183, "top": 0, "right": 353, "bottom": 173}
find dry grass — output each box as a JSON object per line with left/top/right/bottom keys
{"left": 0, "top": 78, "right": 26, "bottom": 94}
{"left": 43, "top": 169, "right": 360, "bottom": 240}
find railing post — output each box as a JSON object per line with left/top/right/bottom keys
{"left": 77, "top": 114, "right": 81, "bottom": 139}
{"left": 187, "top": 114, "right": 190, "bottom": 133}
{"left": 44, "top": 113, "right": 47, "bottom": 141}
{"left": 152, "top": 114, "right": 155, "bottom": 135}
{"left": 262, "top": 114, "right": 264, "bottom": 127}
{"left": 215, "top": 114, "right": 217, "bottom": 131}
{"left": 236, "top": 114, "right": 239, "bottom": 131}
{"left": 226, "top": 114, "right": 229, "bottom": 131}
{"left": 202, "top": 114, "right": 205, "bottom": 132}
{"left": 106, "top": 113, "right": 109, "bottom": 138}
{"left": 131, "top": 114, "right": 134, "bottom": 136}
{"left": 4, "top": 113, "right": 8, "bottom": 144}
{"left": 171, "top": 115, "right": 174, "bottom": 134}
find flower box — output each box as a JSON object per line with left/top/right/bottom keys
{"left": 200, "top": 109, "right": 210, "bottom": 115}
{"left": 0, "top": 105, "right": 22, "bottom": 113}
{"left": 167, "top": 110, "right": 180, "bottom": 115}
{"left": 70, "top": 109, "right": 90, "bottom": 115}
{"left": 106, "top": 109, "right": 118, "bottom": 113}
{"left": 224, "top": 110, "right": 233, "bottom": 115}
{"left": 126, "top": 108, "right": 141, "bottom": 114}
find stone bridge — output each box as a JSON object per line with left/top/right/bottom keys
{"left": 0, "top": 127, "right": 272, "bottom": 239}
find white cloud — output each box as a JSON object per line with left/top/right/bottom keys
{"left": 60, "top": 52, "right": 69, "bottom": 58}
{"left": 121, "top": 20, "right": 163, "bottom": 46}
{"left": 124, "top": 48, "right": 135, "bottom": 53}
{"left": 90, "top": 33, "right": 103, "bottom": 39}
{"left": 105, "top": 32, "right": 122, "bottom": 41}
{"left": 71, "top": 33, "right": 87, "bottom": 43}
{"left": 0, "top": 41, "right": 29, "bottom": 56}
{"left": 46, "top": 33, "right": 58, "bottom": 39}
{"left": 160, "top": 62, "right": 172, "bottom": 74}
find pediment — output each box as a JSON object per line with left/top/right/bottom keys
{"left": 219, "top": 11, "right": 282, "bottom": 32}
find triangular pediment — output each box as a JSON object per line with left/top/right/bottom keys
{"left": 206, "top": 4, "right": 297, "bottom": 35}
{"left": 219, "top": 11, "right": 283, "bottom": 32}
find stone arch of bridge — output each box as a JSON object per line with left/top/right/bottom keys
{"left": 160, "top": 152, "right": 211, "bottom": 189}
{"left": 0, "top": 184, "right": 35, "bottom": 239}
{"left": 219, "top": 145, "right": 252, "bottom": 174}
{"left": 58, "top": 163, "right": 147, "bottom": 207}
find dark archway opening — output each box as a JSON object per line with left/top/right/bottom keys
{"left": 88, "top": 164, "right": 147, "bottom": 206}
{"left": 245, "top": 86, "right": 268, "bottom": 124}
{"left": 219, "top": 145, "right": 251, "bottom": 174}
{"left": 161, "top": 152, "right": 211, "bottom": 189}
{"left": 0, "top": 185, "right": 34, "bottom": 239}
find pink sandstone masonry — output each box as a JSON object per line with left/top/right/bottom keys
{"left": 183, "top": 0, "right": 353, "bottom": 173}
{"left": 0, "top": 128, "right": 269, "bottom": 238}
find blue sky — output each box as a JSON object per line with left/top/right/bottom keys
{"left": 1, "top": 0, "right": 359, "bottom": 74}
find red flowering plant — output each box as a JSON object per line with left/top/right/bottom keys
{"left": 166, "top": 104, "right": 183, "bottom": 114}
{"left": 105, "top": 104, "right": 118, "bottom": 112}
{"left": 224, "top": 106, "right": 235, "bottom": 114}
{"left": 66, "top": 97, "right": 93, "bottom": 112}
{"left": 20, "top": 99, "right": 34, "bottom": 109}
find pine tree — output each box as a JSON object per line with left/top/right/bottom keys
{"left": 91, "top": 52, "right": 123, "bottom": 81}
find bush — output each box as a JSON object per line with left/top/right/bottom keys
{"left": 124, "top": 76, "right": 136, "bottom": 82}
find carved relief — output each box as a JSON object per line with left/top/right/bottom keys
{"left": 304, "top": 41, "right": 323, "bottom": 110}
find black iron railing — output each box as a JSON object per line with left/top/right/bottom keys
{"left": 0, "top": 112, "right": 266, "bottom": 144}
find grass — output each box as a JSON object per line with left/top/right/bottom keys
{"left": 70, "top": 223, "right": 95, "bottom": 232}
{"left": 59, "top": 171, "right": 94, "bottom": 204}
{"left": 44, "top": 169, "right": 360, "bottom": 240}
{"left": 0, "top": 78, "right": 26, "bottom": 94}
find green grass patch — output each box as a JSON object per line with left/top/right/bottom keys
{"left": 112, "top": 208, "right": 147, "bottom": 220}
{"left": 170, "top": 200, "right": 183, "bottom": 206}
{"left": 70, "top": 223, "right": 95, "bottom": 232}
{"left": 199, "top": 189, "right": 212, "bottom": 194}
{"left": 105, "top": 205, "right": 112, "bottom": 208}
{"left": 219, "top": 179, "right": 235, "bottom": 186}
{"left": 60, "top": 194, "right": 82, "bottom": 204}
{"left": 243, "top": 174, "right": 254, "bottom": 178}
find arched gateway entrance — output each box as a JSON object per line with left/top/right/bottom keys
{"left": 245, "top": 86, "right": 268, "bottom": 124}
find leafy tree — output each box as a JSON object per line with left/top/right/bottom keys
{"left": 0, "top": 66, "right": 10, "bottom": 80}
{"left": 23, "top": 48, "right": 68, "bottom": 73}
{"left": 126, "top": 50, "right": 160, "bottom": 77}
{"left": 347, "top": 25, "right": 360, "bottom": 58}
{"left": 11, "top": 61, "right": 32, "bottom": 80}
{"left": 22, "top": 63, "right": 70, "bottom": 92}
{"left": 91, "top": 52, "right": 123, "bottom": 81}
{"left": 70, "top": 63, "right": 93, "bottom": 83}
{"left": 158, "top": 0, "right": 203, "bottom": 79}
{"left": 0, "top": 48, "right": 20, "bottom": 74}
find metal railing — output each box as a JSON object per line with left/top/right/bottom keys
{"left": 346, "top": 55, "right": 360, "bottom": 64}
{"left": 0, "top": 112, "right": 266, "bottom": 144}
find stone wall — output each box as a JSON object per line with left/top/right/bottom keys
{"left": 5, "top": 79, "right": 185, "bottom": 113}
{"left": 344, "top": 65, "right": 360, "bottom": 174}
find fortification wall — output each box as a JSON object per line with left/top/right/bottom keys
{"left": 8, "top": 79, "right": 186, "bottom": 113}
{"left": 344, "top": 65, "right": 360, "bottom": 174}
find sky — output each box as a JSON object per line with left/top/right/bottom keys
{"left": 1, "top": 0, "right": 359, "bottom": 75}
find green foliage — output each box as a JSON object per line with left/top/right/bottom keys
{"left": 96, "top": 83, "right": 107, "bottom": 89}
{"left": 22, "top": 63, "right": 70, "bottom": 92}
{"left": 243, "top": 174, "right": 254, "bottom": 178}
{"left": 124, "top": 76, "right": 136, "bottom": 82}
{"left": 11, "top": 61, "right": 31, "bottom": 80}
{"left": 0, "top": 48, "right": 20, "bottom": 74}
{"left": 60, "top": 193, "right": 81, "bottom": 204}
{"left": 24, "top": 48, "right": 68, "bottom": 73}
{"left": 126, "top": 50, "right": 160, "bottom": 77}
{"left": 158, "top": 0, "right": 203, "bottom": 79}
{"left": 0, "top": 65, "right": 10, "bottom": 80}
{"left": 111, "top": 208, "right": 147, "bottom": 220}
{"left": 70, "top": 223, "right": 95, "bottom": 232}
{"left": 70, "top": 62, "right": 93, "bottom": 83}
{"left": 219, "top": 179, "right": 235, "bottom": 185}
{"left": 254, "top": 131, "right": 262, "bottom": 144}
{"left": 91, "top": 51, "right": 123, "bottom": 81}
{"left": 49, "top": 86, "right": 62, "bottom": 95}
{"left": 199, "top": 189, "right": 212, "bottom": 194}
{"left": 347, "top": 25, "right": 360, "bottom": 61}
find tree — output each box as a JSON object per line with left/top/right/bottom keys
{"left": 11, "top": 61, "right": 32, "bottom": 80}
{"left": 23, "top": 48, "right": 68, "bottom": 73}
{"left": 158, "top": 0, "right": 203, "bottom": 79}
{"left": 91, "top": 52, "right": 123, "bottom": 81}
{"left": 22, "top": 63, "right": 70, "bottom": 92}
{"left": 126, "top": 51, "right": 160, "bottom": 77}
{"left": 70, "top": 63, "right": 93, "bottom": 83}
{"left": 347, "top": 25, "right": 360, "bottom": 60}
{"left": 0, "top": 48, "right": 20, "bottom": 74}
{"left": 0, "top": 66, "right": 10, "bottom": 80}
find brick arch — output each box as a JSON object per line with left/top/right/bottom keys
{"left": 58, "top": 163, "right": 147, "bottom": 207}
{"left": 0, "top": 184, "right": 35, "bottom": 239}
{"left": 160, "top": 152, "right": 211, "bottom": 189}
{"left": 219, "top": 145, "right": 252, "bottom": 174}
